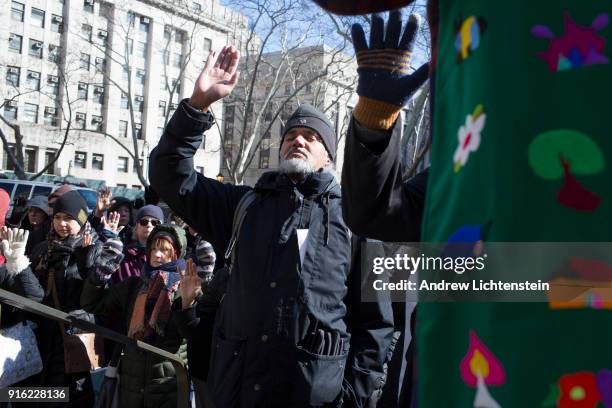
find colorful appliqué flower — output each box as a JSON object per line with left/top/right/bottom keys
{"left": 527, "top": 129, "right": 604, "bottom": 212}
{"left": 532, "top": 11, "right": 609, "bottom": 72}
{"left": 558, "top": 371, "right": 602, "bottom": 408}
{"left": 454, "top": 104, "right": 486, "bottom": 172}
{"left": 460, "top": 330, "right": 506, "bottom": 408}
{"left": 455, "top": 16, "right": 487, "bottom": 63}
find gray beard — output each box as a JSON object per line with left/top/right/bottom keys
{"left": 279, "top": 158, "right": 315, "bottom": 179}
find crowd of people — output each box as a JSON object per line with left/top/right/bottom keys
{"left": 0, "top": 183, "right": 217, "bottom": 407}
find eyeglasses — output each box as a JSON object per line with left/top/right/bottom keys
{"left": 138, "top": 218, "right": 161, "bottom": 227}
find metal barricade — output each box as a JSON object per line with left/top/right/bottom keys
{"left": 0, "top": 288, "right": 190, "bottom": 407}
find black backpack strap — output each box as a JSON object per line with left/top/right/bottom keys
{"left": 223, "top": 190, "right": 257, "bottom": 273}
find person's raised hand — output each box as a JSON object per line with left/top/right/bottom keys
{"left": 351, "top": 10, "right": 429, "bottom": 129}
{"left": 101, "top": 211, "right": 124, "bottom": 235}
{"left": 189, "top": 45, "right": 240, "bottom": 112}
{"left": 95, "top": 187, "right": 112, "bottom": 217}
{"left": 179, "top": 259, "right": 203, "bottom": 310}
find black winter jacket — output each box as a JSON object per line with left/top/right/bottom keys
{"left": 341, "top": 117, "right": 428, "bottom": 242}
{"left": 150, "top": 100, "right": 394, "bottom": 408}
{"left": 29, "top": 232, "right": 102, "bottom": 401}
{"left": 81, "top": 269, "right": 187, "bottom": 408}
{"left": 341, "top": 117, "right": 428, "bottom": 408}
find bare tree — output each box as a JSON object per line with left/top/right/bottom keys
{"left": 0, "top": 52, "right": 79, "bottom": 180}
{"left": 218, "top": 0, "right": 357, "bottom": 185}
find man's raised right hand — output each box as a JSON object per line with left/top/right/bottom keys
{"left": 189, "top": 45, "right": 240, "bottom": 112}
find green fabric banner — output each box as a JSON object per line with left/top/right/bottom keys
{"left": 420, "top": 1, "right": 611, "bottom": 406}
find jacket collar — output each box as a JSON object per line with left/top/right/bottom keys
{"left": 254, "top": 169, "right": 340, "bottom": 198}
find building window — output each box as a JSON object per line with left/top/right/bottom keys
{"left": 48, "top": 44, "right": 60, "bottom": 63}
{"left": 120, "top": 93, "right": 128, "bottom": 109}
{"left": 132, "top": 159, "right": 143, "bottom": 173}
{"left": 75, "top": 112, "right": 86, "bottom": 129}
{"left": 11, "top": 1, "right": 24, "bottom": 22}
{"left": 95, "top": 57, "right": 106, "bottom": 72}
{"left": 136, "top": 70, "right": 146, "bottom": 86}
{"left": 139, "top": 16, "right": 150, "bottom": 33}
{"left": 134, "top": 96, "right": 144, "bottom": 112}
{"left": 122, "top": 67, "right": 129, "bottom": 82}
{"left": 92, "top": 153, "right": 104, "bottom": 170}
{"left": 93, "top": 86, "right": 104, "bottom": 104}
{"left": 44, "top": 149, "right": 58, "bottom": 174}
{"left": 23, "top": 103, "right": 38, "bottom": 123}
{"left": 51, "top": 14, "right": 63, "bottom": 33}
{"left": 80, "top": 53, "right": 90, "bottom": 70}
{"left": 6, "top": 67, "right": 20, "bottom": 87}
{"left": 82, "top": 24, "right": 92, "bottom": 42}
{"left": 47, "top": 75, "right": 59, "bottom": 95}
{"left": 91, "top": 115, "right": 102, "bottom": 131}
{"left": 203, "top": 38, "right": 212, "bottom": 52}
{"left": 137, "top": 41, "right": 147, "bottom": 58}
{"left": 173, "top": 53, "right": 182, "bottom": 68}
{"left": 134, "top": 124, "right": 142, "bottom": 139}
{"left": 96, "top": 30, "right": 108, "bottom": 47}
{"left": 24, "top": 147, "right": 37, "bottom": 173}
{"left": 78, "top": 82, "right": 88, "bottom": 100}
{"left": 117, "top": 156, "right": 128, "bottom": 172}
{"left": 118, "top": 120, "right": 128, "bottom": 137}
{"left": 175, "top": 30, "right": 184, "bottom": 44}
{"left": 3, "top": 100, "right": 18, "bottom": 121}
{"left": 158, "top": 101, "right": 166, "bottom": 117}
{"left": 3, "top": 144, "right": 16, "bottom": 171}
{"left": 29, "top": 39, "right": 43, "bottom": 58}
{"left": 192, "top": 2, "right": 202, "bottom": 12}
{"left": 31, "top": 8, "right": 45, "bottom": 28}
{"left": 163, "top": 26, "right": 171, "bottom": 41}
{"left": 74, "top": 151, "right": 87, "bottom": 168}
{"left": 44, "top": 106, "right": 58, "bottom": 126}
{"left": 83, "top": 0, "right": 94, "bottom": 13}
{"left": 8, "top": 34, "right": 23, "bottom": 53}
{"left": 125, "top": 11, "right": 135, "bottom": 27}
{"left": 26, "top": 71, "right": 41, "bottom": 91}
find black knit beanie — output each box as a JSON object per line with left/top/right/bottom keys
{"left": 53, "top": 190, "right": 89, "bottom": 227}
{"left": 282, "top": 104, "right": 337, "bottom": 162}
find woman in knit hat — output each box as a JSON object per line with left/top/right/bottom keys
{"left": 82, "top": 223, "right": 189, "bottom": 407}
{"left": 28, "top": 190, "right": 102, "bottom": 407}
{"left": 113, "top": 204, "right": 164, "bottom": 284}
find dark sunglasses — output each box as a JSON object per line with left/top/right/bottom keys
{"left": 138, "top": 218, "right": 161, "bottom": 227}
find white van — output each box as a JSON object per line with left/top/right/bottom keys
{"left": 0, "top": 179, "right": 97, "bottom": 214}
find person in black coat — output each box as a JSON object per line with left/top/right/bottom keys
{"left": 29, "top": 191, "right": 102, "bottom": 408}
{"left": 151, "top": 46, "right": 394, "bottom": 408}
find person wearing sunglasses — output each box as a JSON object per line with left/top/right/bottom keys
{"left": 111, "top": 205, "right": 164, "bottom": 285}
